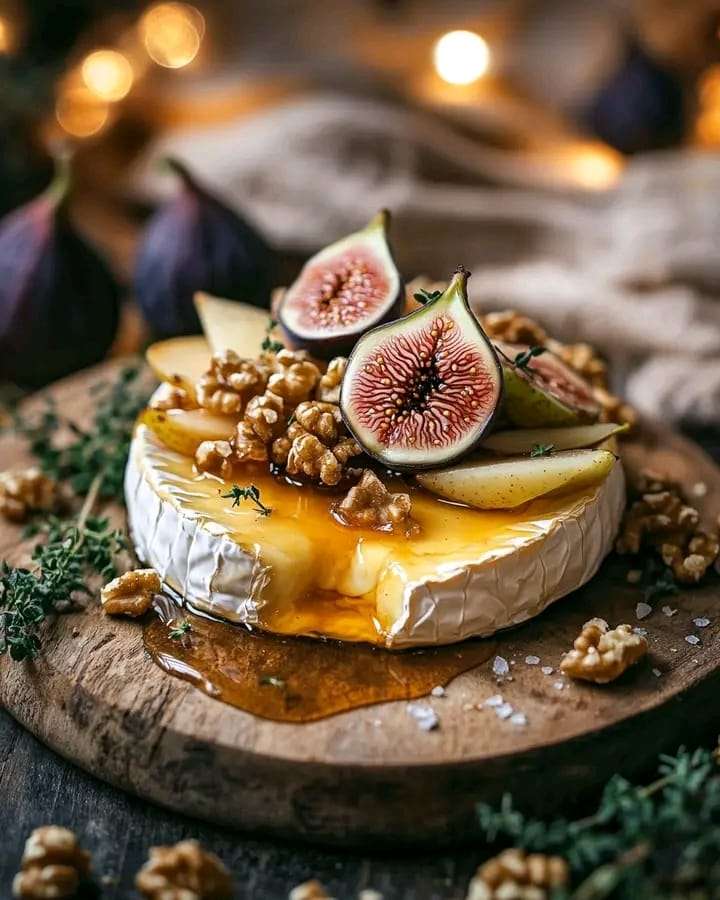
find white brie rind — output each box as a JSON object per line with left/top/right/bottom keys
{"left": 126, "top": 426, "right": 626, "bottom": 649}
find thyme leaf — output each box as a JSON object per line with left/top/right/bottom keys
{"left": 530, "top": 443, "right": 555, "bottom": 458}
{"left": 222, "top": 484, "right": 272, "bottom": 517}
{"left": 168, "top": 619, "right": 192, "bottom": 641}
{"left": 514, "top": 346, "right": 547, "bottom": 371}
{"left": 261, "top": 317, "right": 284, "bottom": 355}
{"left": 413, "top": 288, "right": 443, "bottom": 305}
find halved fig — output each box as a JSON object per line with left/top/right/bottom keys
{"left": 341, "top": 267, "right": 502, "bottom": 469}
{"left": 279, "top": 210, "right": 403, "bottom": 358}
{"left": 496, "top": 341, "right": 600, "bottom": 427}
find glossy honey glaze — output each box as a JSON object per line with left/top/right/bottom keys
{"left": 144, "top": 596, "right": 496, "bottom": 722}
{"left": 136, "top": 424, "right": 602, "bottom": 645}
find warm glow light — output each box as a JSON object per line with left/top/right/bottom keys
{"left": 433, "top": 30, "right": 490, "bottom": 86}
{"left": 56, "top": 87, "right": 109, "bottom": 138}
{"left": 140, "top": 2, "right": 204, "bottom": 69}
{"left": 0, "top": 16, "right": 11, "bottom": 54}
{"left": 81, "top": 49, "right": 134, "bottom": 101}
{"left": 563, "top": 143, "right": 623, "bottom": 191}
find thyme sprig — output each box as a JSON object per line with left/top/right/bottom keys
{"left": 413, "top": 288, "right": 443, "bottom": 305}
{"left": 0, "top": 474, "right": 125, "bottom": 661}
{"left": 514, "top": 346, "right": 547, "bottom": 371}
{"left": 222, "top": 484, "right": 272, "bottom": 517}
{"left": 16, "top": 364, "right": 149, "bottom": 502}
{"left": 261, "top": 318, "right": 284, "bottom": 355}
{"left": 168, "top": 619, "right": 192, "bottom": 641}
{"left": 530, "top": 443, "right": 555, "bottom": 458}
{"left": 477, "top": 744, "right": 720, "bottom": 897}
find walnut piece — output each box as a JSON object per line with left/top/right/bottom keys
{"left": 295, "top": 400, "right": 343, "bottom": 444}
{"left": 466, "top": 848, "right": 568, "bottom": 900}
{"left": 13, "top": 826, "right": 91, "bottom": 899}
{"left": 592, "top": 385, "right": 637, "bottom": 428}
{"left": 244, "top": 390, "right": 286, "bottom": 443}
{"left": 560, "top": 618, "right": 648, "bottom": 684}
{"left": 150, "top": 380, "right": 197, "bottom": 411}
{"left": 289, "top": 880, "right": 334, "bottom": 900}
{"left": 617, "top": 470, "right": 718, "bottom": 583}
{"left": 195, "top": 440, "right": 236, "bottom": 479}
{"left": 135, "top": 839, "right": 232, "bottom": 900}
{"left": 0, "top": 468, "right": 60, "bottom": 523}
{"left": 316, "top": 357, "right": 347, "bottom": 404}
{"left": 196, "top": 350, "right": 269, "bottom": 415}
{"left": 480, "top": 310, "right": 548, "bottom": 347}
{"left": 334, "top": 469, "right": 418, "bottom": 536}
{"left": 101, "top": 568, "right": 161, "bottom": 617}
{"left": 267, "top": 348, "right": 321, "bottom": 405}
{"left": 234, "top": 421, "right": 269, "bottom": 463}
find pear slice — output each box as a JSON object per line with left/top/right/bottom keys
{"left": 142, "top": 408, "right": 238, "bottom": 457}
{"left": 146, "top": 335, "right": 210, "bottom": 393}
{"left": 416, "top": 449, "right": 616, "bottom": 510}
{"left": 482, "top": 423, "right": 628, "bottom": 455}
{"left": 195, "top": 292, "right": 276, "bottom": 357}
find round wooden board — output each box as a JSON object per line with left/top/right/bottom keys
{"left": 2, "top": 362, "right": 720, "bottom": 846}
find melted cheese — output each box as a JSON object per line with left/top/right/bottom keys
{"left": 126, "top": 425, "right": 625, "bottom": 648}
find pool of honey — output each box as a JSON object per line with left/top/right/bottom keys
{"left": 138, "top": 425, "right": 598, "bottom": 645}
{"left": 144, "top": 596, "right": 496, "bottom": 722}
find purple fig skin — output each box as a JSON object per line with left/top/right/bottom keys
{"left": 0, "top": 173, "right": 119, "bottom": 389}
{"left": 135, "top": 159, "right": 276, "bottom": 338}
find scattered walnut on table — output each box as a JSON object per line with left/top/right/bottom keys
{"left": 560, "top": 618, "right": 648, "bottom": 684}
{"left": 195, "top": 440, "right": 236, "bottom": 479}
{"left": 0, "top": 468, "right": 61, "bottom": 524}
{"left": 316, "top": 357, "right": 347, "bottom": 404}
{"left": 135, "top": 839, "right": 233, "bottom": 900}
{"left": 12, "top": 826, "right": 91, "bottom": 899}
{"left": 334, "top": 469, "right": 419, "bottom": 536}
{"left": 466, "top": 848, "right": 569, "bottom": 900}
{"left": 289, "top": 880, "right": 335, "bottom": 900}
{"left": 196, "top": 350, "right": 269, "bottom": 415}
{"left": 101, "top": 568, "right": 161, "bottom": 618}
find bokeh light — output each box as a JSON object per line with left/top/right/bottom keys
{"left": 562, "top": 142, "right": 623, "bottom": 191}
{"left": 433, "top": 30, "right": 490, "bottom": 86}
{"left": 0, "top": 16, "right": 12, "bottom": 54}
{"left": 56, "top": 86, "right": 109, "bottom": 138}
{"left": 81, "top": 49, "right": 134, "bottom": 102}
{"left": 140, "top": 2, "right": 204, "bottom": 69}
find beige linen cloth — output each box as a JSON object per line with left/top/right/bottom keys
{"left": 137, "top": 93, "right": 720, "bottom": 425}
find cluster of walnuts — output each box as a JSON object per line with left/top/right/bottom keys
{"left": 466, "top": 848, "right": 569, "bottom": 899}
{"left": 177, "top": 347, "right": 364, "bottom": 488}
{"left": 617, "top": 469, "right": 719, "bottom": 583}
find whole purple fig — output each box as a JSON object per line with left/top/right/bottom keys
{"left": 135, "top": 158, "right": 275, "bottom": 337}
{"left": 0, "top": 157, "right": 120, "bottom": 389}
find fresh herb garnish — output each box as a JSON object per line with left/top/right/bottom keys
{"left": 222, "top": 484, "right": 272, "bottom": 517}
{"left": 477, "top": 744, "right": 720, "bottom": 896}
{"left": 514, "top": 346, "right": 547, "bottom": 371}
{"left": 16, "top": 364, "right": 150, "bottom": 502}
{"left": 259, "top": 674, "right": 286, "bottom": 689}
{"left": 413, "top": 288, "right": 443, "bottom": 305}
{"left": 530, "top": 443, "right": 554, "bottom": 458}
{"left": 261, "top": 318, "right": 284, "bottom": 355}
{"left": 169, "top": 619, "right": 192, "bottom": 641}
{"left": 0, "top": 476, "right": 125, "bottom": 661}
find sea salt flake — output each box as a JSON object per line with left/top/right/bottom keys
{"left": 553, "top": 681, "right": 565, "bottom": 690}
{"left": 692, "top": 481, "right": 708, "bottom": 497}
{"left": 493, "top": 655, "right": 510, "bottom": 677}
{"left": 633, "top": 627, "right": 648, "bottom": 637}
{"left": 541, "top": 666, "right": 554, "bottom": 675}
{"left": 662, "top": 605, "right": 677, "bottom": 617}
{"left": 495, "top": 703, "right": 514, "bottom": 720}
{"left": 484, "top": 694, "right": 504, "bottom": 708}
{"left": 652, "top": 668, "right": 662, "bottom": 677}
{"left": 525, "top": 655, "right": 540, "bottom": 666}
{"left": 636, "top": 602, "right": 652, "bottom": 620}
{"left": 406, "top": 703, "right": 439, "bottom": 731}
{"left": 510, "top": 712, "right": 528, "bottom": 727}
{"left": 685, "top": 635, "right": 701, "bottom": 646}
{"left": 431, "top": 685, "right": 445, "bottom": 697}
{"left": 693, "top": 617, "right": 710, "bottom": 628}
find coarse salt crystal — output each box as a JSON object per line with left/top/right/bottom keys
{"left": 692, "top": 481, "right": 708, "bottom": 497}
{"left": 685, "top": 635, "right": 701, "bottom": 646}
{"left": 636, "top": 602, "right": 652, "bottom": 620}
{"left": 484, "top": 694, "right": 504, "bottom": 708}
{"left": 652, "top": 668, "right": 662, "bottom": 677}
{"left": 662, "top": 606, "right": 677, "bottom": 617}
{"left": 633, "top": 627, "right": 648, "bottom": 636}
{"left": 553, "top": 681, "right": 565, "bottom": 690}
{"left": 693, "top": 617, "right": 710, "bottom": 628}
{"left": 493, "top": 656, "right": 510, "bottom": 677}
{"left": 406, "top": 703, "right": 439, "bottom": 731}
{"left": 541, "top": 666, "right": 554, "bottom": 675}
{"left": 510, "top": 712, "right": 528, "bottom": 727}
{"left": 431, "top": 685, "right": 445, "bottom": 697}
{"left": 525, "top": 655, "right": 540, "bottom": 665}
{"left": 495, "top": 703, "right": 514, "bottom": 720}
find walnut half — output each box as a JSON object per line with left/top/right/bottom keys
{"left": 334, "top": 469, "right": 419, "bottom": 536}
{"left": 466, "top": 848, "right": 568, "bottom": 900}
{"left": 13, "top": 826, "right": 91, "bottom": 899}
{"left": 101, "top": 569, "right": 161, "bottom": 617}
{"left": 560, "top": 618, "right": 648, "bottom": 684}
{"left": 0, "top": 468, "right": 60, "bottom": 524}
{"left": 135, "top": 839, "right": 233, "bottom": 900}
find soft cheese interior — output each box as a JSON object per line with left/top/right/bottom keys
{"left": 127, "top": 425, "right": 626, "bottom": 648}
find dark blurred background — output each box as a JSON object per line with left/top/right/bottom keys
{"left": 3, "top": 0, "right": 720, "bottom": 422}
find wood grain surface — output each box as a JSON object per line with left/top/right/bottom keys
{"left": 2, "top": 362, "right": 720, "bottom": 846}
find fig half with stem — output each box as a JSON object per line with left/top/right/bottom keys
{"left": 497, "top": 341, "right": 600, "bottom": 427}
{"left": 341, "top": 267, "right": 502, "bottom": 470}
{"left": 279, "top": 210, "right": 403, "bottom": 358}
